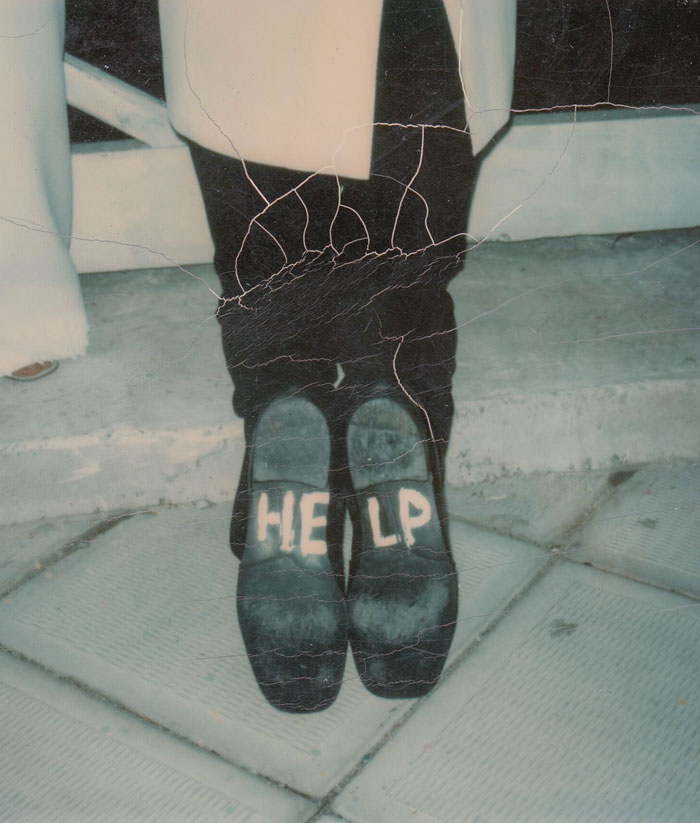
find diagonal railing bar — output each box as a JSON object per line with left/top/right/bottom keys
{"left": 64, "top": 53, "right": 182, "bottom": 149}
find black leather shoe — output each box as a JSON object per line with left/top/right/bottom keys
{"left": 345, "top": 391, "right": 458, "bottom": 699}
{"left": 235, "top": 393, "right": 347, "bottom": 712}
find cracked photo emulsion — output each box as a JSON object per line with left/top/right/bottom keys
{"left": 1, "top": 1, "right": 699, "bottom": 820}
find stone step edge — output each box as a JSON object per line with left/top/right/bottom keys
{"left": 1, "top": 377, "right": 698, "bottom": 526}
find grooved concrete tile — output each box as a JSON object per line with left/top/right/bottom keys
{"left": 336, "top": 563, "right": 700, "bottom": 823}
{"left": 0, "top": 652, "right": 314, "bottom": 823}
{"left": 0, "top": 512, "right": 105, "bottom": 592}
{"left": 447, "top": 469, "right": 611, "bottom": 546}
{"left": 567, "top": 461, "right": 700, "bottom": 597}
{"left": 0, "top": 504, "right": 545, "bottom": 798}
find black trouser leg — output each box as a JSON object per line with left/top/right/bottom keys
{"left": 188, "top": 0, "right": 476, "bottom": 454}
{"left": 324, "top": 0, "right": 474, "bottom": 459}
{"left": 186, "top": 146, "right": 339, "bottom": 424}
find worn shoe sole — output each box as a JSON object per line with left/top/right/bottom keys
{"left": 236, "top": 395, "right": 347, "bottom": 712}
{"left": 346, "top": 396, "right": 458, "bottom": 699}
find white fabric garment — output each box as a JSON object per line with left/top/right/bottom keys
{"left": 160, "top": 0, "right": 517, "bottom": 179}
{"left": 0, "top": 0, "right": 515, "bottom": 373}
{"left": 0, "top": 0, "right": 87, "bottom": 376}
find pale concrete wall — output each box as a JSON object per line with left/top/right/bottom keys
{"left": 470, "top": 107, "right": 700, "bottom": 241}
{"left": 69, "top": 108, "right": 700, "bottom": 274}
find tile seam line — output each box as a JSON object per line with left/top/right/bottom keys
{"left": 449, "top": 510, "right": 554, "bottom": 551}
{"left": 0, "top": 644, "right": 319, "bottom": 807}
{"left": 0, "top": 506, "right": 546, "bottom": 806}
{"left": 448, "top": 458, "right": 700, "bottom": 551}
{"left": 554, "top": 467, "right": 643, "bottom": 548}
{"left": 304, "top": 807, "right": 354, "bottom": 823}
{"left": 556, "top": 553, "right": 700, "bottom": 604}
{"left": 0, "top": 508, "right": 163, "bottom": 599}
{"left": 308, "top": 554, "right": 559, "bottom": 817}
{"left": 553, "top": 460, "right": 700, "bottom": 602}
{"left": 308, "top": 551, "right": 700, "bottom": 819}
{"left": 447, "top": 466, "right": 630, "bottom": 555}
{"left": 0, "top": 658, "right": 294, "bottom": 816}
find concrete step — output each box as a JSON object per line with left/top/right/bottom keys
{"left": 447, "top": 467, "right": 613, "bottom": 548}
{"left": 1, "top": 229, "right": 699, "bottom": 525}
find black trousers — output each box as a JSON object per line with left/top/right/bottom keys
{"left": 188, "top": 0, "right": 477, "bottom": 453}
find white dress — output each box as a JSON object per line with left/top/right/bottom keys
{"left": 0, "top": 0, "right": 87, "bottom": 376}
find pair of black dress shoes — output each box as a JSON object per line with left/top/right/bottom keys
{"left": 233, "top": 388, "right": 458, "bottom": 713}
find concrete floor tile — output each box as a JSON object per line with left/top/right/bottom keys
{"left": 0, "top": 504, "right": 544, "bottom": 798}
{"left": 566, "top": 461, "right": 700, "bottom": 597}
{"left": 447, "top": 522, "right": 548, "bottom": 656}
{"left": 0, "top": 652, "right": 314, "bottom": 823}
{"left": 0, "top": 512, "right": 108, "bottom": 593}
{"left": 336, "top": 563, "right": 700, "bottom": 823}
{"left": 447, "top": 469, "right": 611, "bottom": 546}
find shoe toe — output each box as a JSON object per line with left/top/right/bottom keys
{"left": 237, "top": 556, "right": 347, "bottom": 712}
{"left": 347, "top": 548, "right": 457, "bottom": 699}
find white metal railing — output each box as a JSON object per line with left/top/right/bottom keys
{"left": 62, "top": 54, "right": 700, "bottom": 269}
{"left": 64, "top": 54, "right": 181, "bottom": 148}
{"left": 63, "top": 54, "right": 214, "bottom": 274}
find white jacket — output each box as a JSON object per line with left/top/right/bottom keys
{"left": 160, "top": 0, "right": 516, "bottom": 179}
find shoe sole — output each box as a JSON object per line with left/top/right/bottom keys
{"left": 237, "top": 396, "right": 347, "bottom": 712}
{"left": 346, "top": 397, "right": 458, "bottom": 699}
